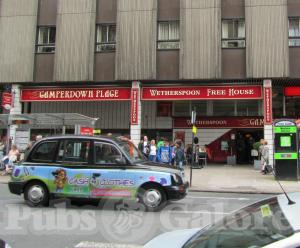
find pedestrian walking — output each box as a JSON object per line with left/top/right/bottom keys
{"left": 149, "top": 139, "right": 157, "bottom": 162}
{"left": 170, "top": 141, "right": 176, "bottom": 165}
{"left": 157, "top": 140, "right": 172, "bottom": 165}
{"left": 186, "top": 144, "right": 193, "bottom": 165}
{"left": 1, "top": 144, "right": 20, "bottom": 175}
{"left": 35, "top": 134, "right": 43, "bottom": 142}
{"left": 0, "top": 139, "right": 4, "bottom": 161}
{"left": 174, "top": 141, "right": 185, "bottom": 170}
{"left": 261, "top": 140, "right": 269, "bottom": 174}
{"left": 156, "top": 137, "right": 164, "bottom": 150}
{"left": 138, "top": 136, "right": 150, "bottom": 157}
{"left": 24, "top": 141, "right": 33, "bottom": 159}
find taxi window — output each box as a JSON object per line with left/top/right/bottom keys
{"left": 57, "top": 140, "right": 90, "bottom": 164}
{"left": 94, "top": 142, "right": 122, "bottom": 165}
{"left": 29, "top": 141, "right": 58, "bottom": 163}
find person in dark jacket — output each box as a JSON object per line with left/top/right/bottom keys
{"left": 174, "top": 141, "right": 185, "bottom": 170}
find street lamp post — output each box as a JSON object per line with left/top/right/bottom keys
{"left": 190, "top": 108, "right": 196, "bottom": 187}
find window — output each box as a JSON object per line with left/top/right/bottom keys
{"left": 286, "top": 97, "right": 300, "bottom": 117}
{"left": 158, "top": 21, "right": 180, "bottom": 50}
{"left": 289, "top": 18, "right": 300, "bottom": 46}
{"left": 36, "top": 26, "right": 56, "bottom": 53}
{"left": 236, "top": 100, "right": 260, "bottom": 116}
{"left": 213, "top": 100, "right": 235, "bottom": 116}
{"left": 157, "top": 102, "right": 172, "bottom": 117}
{"left": 222, "top": 19, "right": 245, "bottom": 48}
{"left": 57, "top": 140, "right": 90, "bottom": 163}
{"left": 191, "top": 101, "right": 207, "bottom": 116}
{"left": 96, "top": 24, "right": 116, "bottom": 52}
{"left": 173, "top": 101, "right": 190, "bottom": 116}
{"left": 94, "top": 142, "right": 121, "bottom": 164}
{"left": 30, "top": 141, "right": 57, "bottom": 162}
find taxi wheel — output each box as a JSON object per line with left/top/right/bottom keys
{"left": 139, "top": 185, "right": 167, "bottom": 212}
{"left": 24, "top": 181, "right": 49, "bottom": 207}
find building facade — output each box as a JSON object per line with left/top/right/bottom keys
{"left": 1, "top": 0, "right": 300, "bottom": 164}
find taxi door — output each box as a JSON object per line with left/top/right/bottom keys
{"left": 90, "top": 142, "right": 136, "bottom": 199}
{"left": 49, "top": 139, "right": 92, "bottom": 198}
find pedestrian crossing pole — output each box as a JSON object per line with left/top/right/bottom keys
{"left": 190, "top": 108, "right": 197, "bottom": 187}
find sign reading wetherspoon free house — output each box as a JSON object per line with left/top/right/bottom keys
{"left": 142, "top": 85, "right": 262, "bottom": 100}
{"left": 21, "top": 88, "right": 131, "bottom": 102}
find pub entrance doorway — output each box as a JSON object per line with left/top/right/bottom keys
{"left": 235, "top": 129, "right": 263, "bottom": 164}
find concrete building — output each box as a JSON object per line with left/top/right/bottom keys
{"left": 0, "top": 0, "right": 300, "bottom": 164}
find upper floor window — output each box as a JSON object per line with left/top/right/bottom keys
{"left": 222, "top": 19, "right": 245, "bottom": 48}
{"left": 157, "top": 21, "right": 180, "bottom": 50}
{"left": 289, "top": 18, "right": 300, "bottom": 46}
{"left": 36, "top": 26, "right": 56, "bottom": 53}
{"left": 96, "top": 24, "right": 116, "bottom": 52}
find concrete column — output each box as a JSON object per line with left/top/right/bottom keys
{"left": 9, "top": 84, "right": 22, "bottom": 144}
{"left": 264, "top": 124, "right": 274, "bottom": 166}
{"left": 263, "top": 80, "right": 273, "bottom": 166}
{"left": 130, "top": 81, "right": 142, "bottom": 147}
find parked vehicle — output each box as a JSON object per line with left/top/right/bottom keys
{"left": 8, "top": 135, "right": 188, "bottom": 211}
{"left": 0, "top": 238, "right": 11, "bottom": 248}
{"left": 144, "top": 192, "right": 300, "bottom": 247}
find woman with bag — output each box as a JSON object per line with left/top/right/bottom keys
{"left": 1, "top": 144, "right": 19, "bottom": 175}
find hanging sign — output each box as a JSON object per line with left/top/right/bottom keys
{"left": 263, "top": 81, "right": 273, "bottom": 125}
{"left": 131, "top": 88, "right": 139, "bottom": 125}
{"left": 2, "top": 92, "right": 12, "bottom": 110}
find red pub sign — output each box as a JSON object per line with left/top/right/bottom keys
{"left": 263, "top": 80, "right": 273, "bottom": 125}
{"left": 21, "top": 88, "right": 131, "bottom": 102}
{"left": 142, "top": 85, "right": 262, "bottom": 100}
{"left": 174, "top": 117, "right": 264, "bottom": 129}
{"left": 284, "top": 86, "right": 300, "bottom": 96}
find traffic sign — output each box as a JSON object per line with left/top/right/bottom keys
{"left": 192, "top": 125, "right": 197, "bottom": 134}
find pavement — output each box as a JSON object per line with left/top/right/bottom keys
{"left": 186, "top": 164, "right": 300, "bottom": 194}
{"left": 1, "top": 165, "right": 300, "bottom": 194}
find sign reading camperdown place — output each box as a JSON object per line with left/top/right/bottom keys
{"left": 142, "top": 85, "right": 262, "bottom": 100}
{"left": 21, "top": 88, "right": 132, "bottom": 102}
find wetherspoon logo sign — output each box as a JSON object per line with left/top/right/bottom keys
{"left": 21, "top": 88, "right": 132, "bottom": 102}
{"left": 142, "top": 85, "right": 262, "bottom": 100}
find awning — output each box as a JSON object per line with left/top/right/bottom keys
{"left": 0, "top": 113, "right": 99, "bottom": 129}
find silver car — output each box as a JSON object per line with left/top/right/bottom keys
{"left": 0, "top": 239, "right": 11, "bottom": 248}
{"left": 144, "top": 192, "right": 300, "bottom": 248}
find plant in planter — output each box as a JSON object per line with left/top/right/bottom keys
{"left": 252, "top": 141, "right": 261, "bottom": 170}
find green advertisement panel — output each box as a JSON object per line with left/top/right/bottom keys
{"left": 274, "top": 126, "right": 297, "bottom": 134}
{"left": 274, "top": 153, "right": 298, "bottom": 160}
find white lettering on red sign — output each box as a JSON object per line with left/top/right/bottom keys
{"left": 264, "top": 87, "right": 272, "bottom": 125}
{"left": 131, "top": 89, "right": 139, "bottom": 125}
{"left": 21, "top": 88, "right": 131, "bottom": 102}
{"left": 149, "top": 89, "right": 201, "bottom": 97}
{"left": 142, "top": 86, "right": 262, "bottom": 100}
